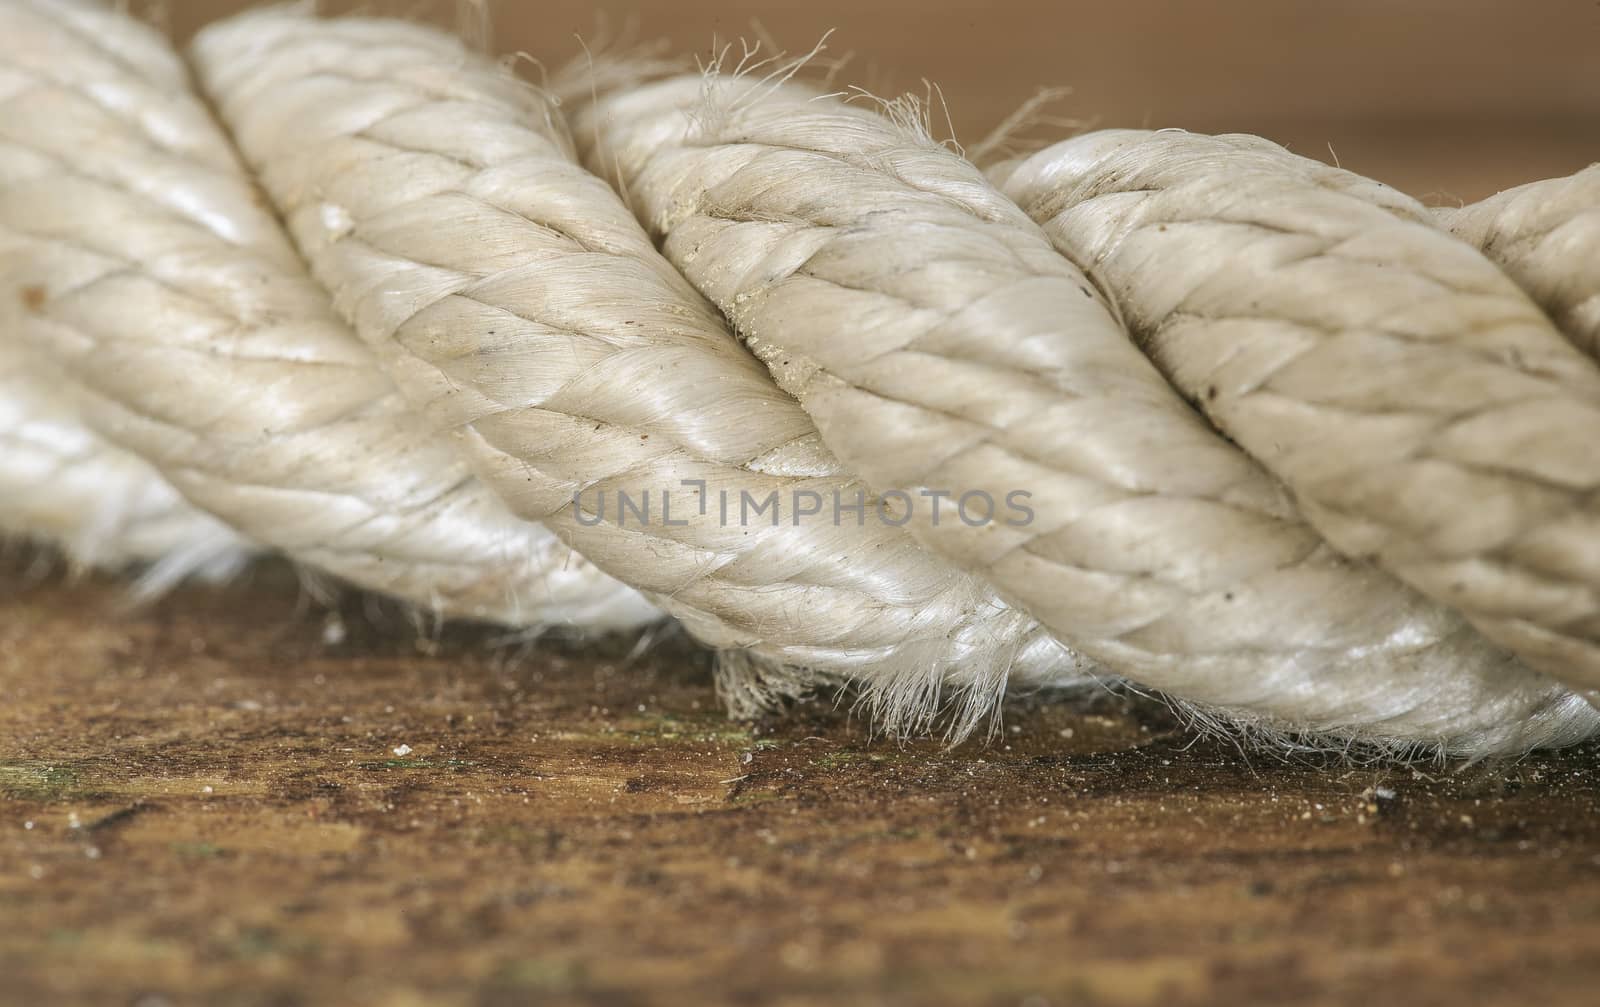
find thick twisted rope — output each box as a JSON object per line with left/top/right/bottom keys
{"left": 3, "top": 1, "right": 1598, "bottom": 755}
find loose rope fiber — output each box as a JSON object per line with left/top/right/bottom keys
{"left": 3, "top": 0, "right": 1599, "bottom": 757}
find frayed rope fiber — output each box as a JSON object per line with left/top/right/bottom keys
{"left": 4, "top": 0, "right": 1599, "bottom": 758}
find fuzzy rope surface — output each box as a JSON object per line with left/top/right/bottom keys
{"left": 3, "top": 1, "right": 1599, "bottom": 756}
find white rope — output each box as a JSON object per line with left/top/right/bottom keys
{"left": 3, "top": 1, "right": 1598, "bottom": 755}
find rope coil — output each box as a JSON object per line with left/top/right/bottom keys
{"left": 5, "top": 0, "right": 1599, "bottom": 756}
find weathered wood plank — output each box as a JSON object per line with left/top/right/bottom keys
{"left": 3, "top": 552, "right": 1598, "bottom": 1005}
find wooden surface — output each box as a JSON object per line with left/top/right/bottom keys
{"left": 4, "top": 553, "right": 1600, "bottom": 1006}
{"left": 7, "top": 4, "right": 1600, "bottom": 1004}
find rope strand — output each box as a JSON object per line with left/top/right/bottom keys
{"left": 0, "top": 0, "right": 655, "bottom": 630}
{"left": 994, "top": 130, "right": 1600, "bottom": 701}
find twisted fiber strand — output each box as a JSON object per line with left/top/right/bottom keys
{"left": 0, "top": 0, "right": 655, "bottom": 631}
{"left": 1438, "top": 165, "right": 1600, "bottom": 359}
{"left": 993, "top": 131, "right": 1600, "bottom": 700}
{"left": 572, "top": 74, "right": 1594, "bottom": 752}
{"left": 189, "top": 9, "right": 1088, "bottom": 736}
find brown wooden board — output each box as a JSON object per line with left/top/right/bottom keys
{"left": 3, "top": 550, "right": 1599, "bottom": 1006}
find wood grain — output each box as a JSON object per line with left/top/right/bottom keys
{"left": 3, "top": 555, "right": 1599, "bottom": 1005}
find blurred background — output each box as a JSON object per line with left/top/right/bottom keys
{"left": 162, "top": 0, "right": 1598, "bottom": 203}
